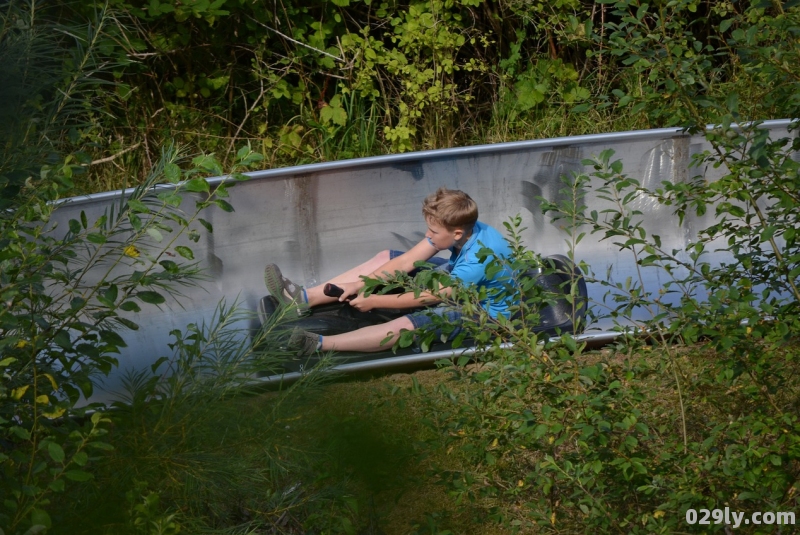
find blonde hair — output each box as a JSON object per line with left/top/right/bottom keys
{"left": 422, "top": 187, "right": 478, "bottom": 231}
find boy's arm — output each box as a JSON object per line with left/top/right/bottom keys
{"left": 369, "top": 238, "right": 438, "bottom": 279}
{"left": 348, "top": 285, "right": 453, "bottom": 312}
{"left": 334, "top": 238, "right": 438, "bottom": 301}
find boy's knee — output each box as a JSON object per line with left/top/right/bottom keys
{"left": 386, "top": 315, "right": 414, "bottom": 332}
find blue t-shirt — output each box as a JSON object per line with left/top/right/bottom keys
{"left": 445, "top": 221, "right": 513, "bottom": 319}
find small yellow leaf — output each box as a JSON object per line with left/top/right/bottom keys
{"left": 123, "top": 245, "right": 140, "bottom": 258}
{"left": 36, "top": 394, "right": 50, "bottom": 405}
{"left": 43, "top": 373, "right": 58, "bottom": 391}
{"left": 548, "top": 435, "right": 555, "bottom": 444}
{"left": 550, "top": 512, "right": 556, "bottom": 525}
{"left": 517, "top": 479, "right": 524, "bottom": 487}
{"left": 12, "top": 385, "right": 29, "bottom": 400}
{"left": 16, "top": 339, "right": 29, "bottom": 349}
{"left": 42, "top": 407, "right": 66, "bottom": 419}
{"left": 654, "top": 510, "right": 665, "bottom": 519}
{"left": 491, "top": 438, "right": 498, "bottom": 448}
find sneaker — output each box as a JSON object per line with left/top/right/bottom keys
{"left": 264, "top": 264, "right": 309, "bottom": 316}
{"left": 287, "top": 327, "right": 320, "bottom": 358}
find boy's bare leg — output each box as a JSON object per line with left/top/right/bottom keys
{"left": 320, "top": 316, "right": 414, "bottom": 352}
{"left": 305, "top": 250, "right": 392, "bottom": 307}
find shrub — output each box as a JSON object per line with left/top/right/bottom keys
{"left": 0, "top": 145, "right": 263, "bottom": 533}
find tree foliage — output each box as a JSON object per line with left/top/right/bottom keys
{"left": 4, "top": 0, "right": 796, "bottom": 191}
{"left": 1, "top": 0, "right": 800, "bottom": 532}
{"left": 390, "top": 2, "right": 800, "bottom": 530}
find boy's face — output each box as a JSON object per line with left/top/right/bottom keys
{"left": 425, "top": 218, "right": 464, "bottom": 251}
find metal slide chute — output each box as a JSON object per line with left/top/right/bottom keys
{"left": 47, "top": 120, "right": 795, "bottom": 400}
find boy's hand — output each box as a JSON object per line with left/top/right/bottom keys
{"left": 335, "top": 281, "right": 363, "bottom": 303}
{"left": 348, "top": 293, "right": 376, "bottom": 312}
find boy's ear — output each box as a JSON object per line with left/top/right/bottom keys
{"left": 453, "top": 228, "right": 464, "bottom": 241}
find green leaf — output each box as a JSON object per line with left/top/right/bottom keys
{"left": 236, "top": 145, "right": 251, "bottom": 160}
{"left": 11, "top": 425, "right": 31, "bottom": 440}
{"left": 53, "top": 330, "right": 72, "bottom": 350}
{"left": 130, "top": 213, "right": 142, "bottom": 231}
{"left": 87, "top": 441, "right": 114, "bottom": 451}
{"left": 87, "top": 233, "right": 107, "bottom": 245}
{"left": 48, "top": 442, "right": 65, "bottom": 463}
{"left": 184, "top": 177, "right": 210, "bottom": 193}
{"left": 147, "top": 227, "right": 163, "bottom": 242}
{"left": 158, "top": 192, "right": 183, "bottom": 207}
{"left": 198, "top": 218, "right": 213, "bottom": 233}
{"left": 127, "top": 199, "right": 149, "bottom": 213}
{"left": 73, "top": 451, "right": 88, "bottom": 466}
{"left": 175, "top": 246, "right": 194, "bottom": 260}
{"left": 215, "top": 183, "right": 229, "bottom": 198}
{"left": 159, "top": 259, "right": 179, "bottom": 272}
{"left": 214, "top": 199, "right": 234, "bottom": 212}
{"left": 30, "top": 508, "right": 52, "bottom": 529}
{"left": 191, "top": 154, "right": 223, "bottom": 175}
{"left": 321, "top": 103, "right": 348, "bottom": 126}
{"left": 100, "top": 330, "right": 127, "bottom": 348}
{"left": 116, "top": 317, "right": 140, "bottom": 330}
{"left": 103, "top": 284, "right": 118, "bottom": 303}
{"left": 241, "top": 152, "right": 264, "bottom": 166}
{"left": 165, "top": 163, "right": 181, "bottom": 183}
{"left": 63, "top": 470, "right": 93, "bottom": 481}
{"left": 69, "top": 219, "right": 81, "bottom": 234}
{"left": 120, "top": 301, "right": 141, "bottom": 312}
{"left": 728, "top": 205, "right": 745, "bottom": 217}
{"left": 137, "top": 291, "right": 166, "bottom": 305}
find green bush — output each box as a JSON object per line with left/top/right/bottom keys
{"left": 0, "top": 144, "right": 265, "bottom": 533}
{"left": 405, "top": 131, "right": 800, "bottom": 531}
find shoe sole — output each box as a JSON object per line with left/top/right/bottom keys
{"left": 264, "top": 264, "right": 291, "bottom": 306}
{"left": 264, "top": 265, "right": 312, "bottom": 317}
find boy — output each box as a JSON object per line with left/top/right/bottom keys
{"left": 265, "top": 187, "right": 513, "bottom": 356}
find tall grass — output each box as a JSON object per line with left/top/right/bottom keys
{"left": 52, "top": 300, "right": 344, "bottom": 533}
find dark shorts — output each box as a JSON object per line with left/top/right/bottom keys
{"left": 388, "top": 250, "right": 463, "bottom": 344}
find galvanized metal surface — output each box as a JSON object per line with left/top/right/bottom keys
{"left": 256, "top": 330, "right": 625, "bottom": 387}
{"left": 50, "top": 120, "right": 796, "bottom": 401}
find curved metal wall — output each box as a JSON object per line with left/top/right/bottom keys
{"left": 51, "top": 120, "right": 796, "bottom": 400}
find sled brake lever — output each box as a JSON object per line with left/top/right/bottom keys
{"left": 323, "top": 283, "right": 357, "bottom": 301}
